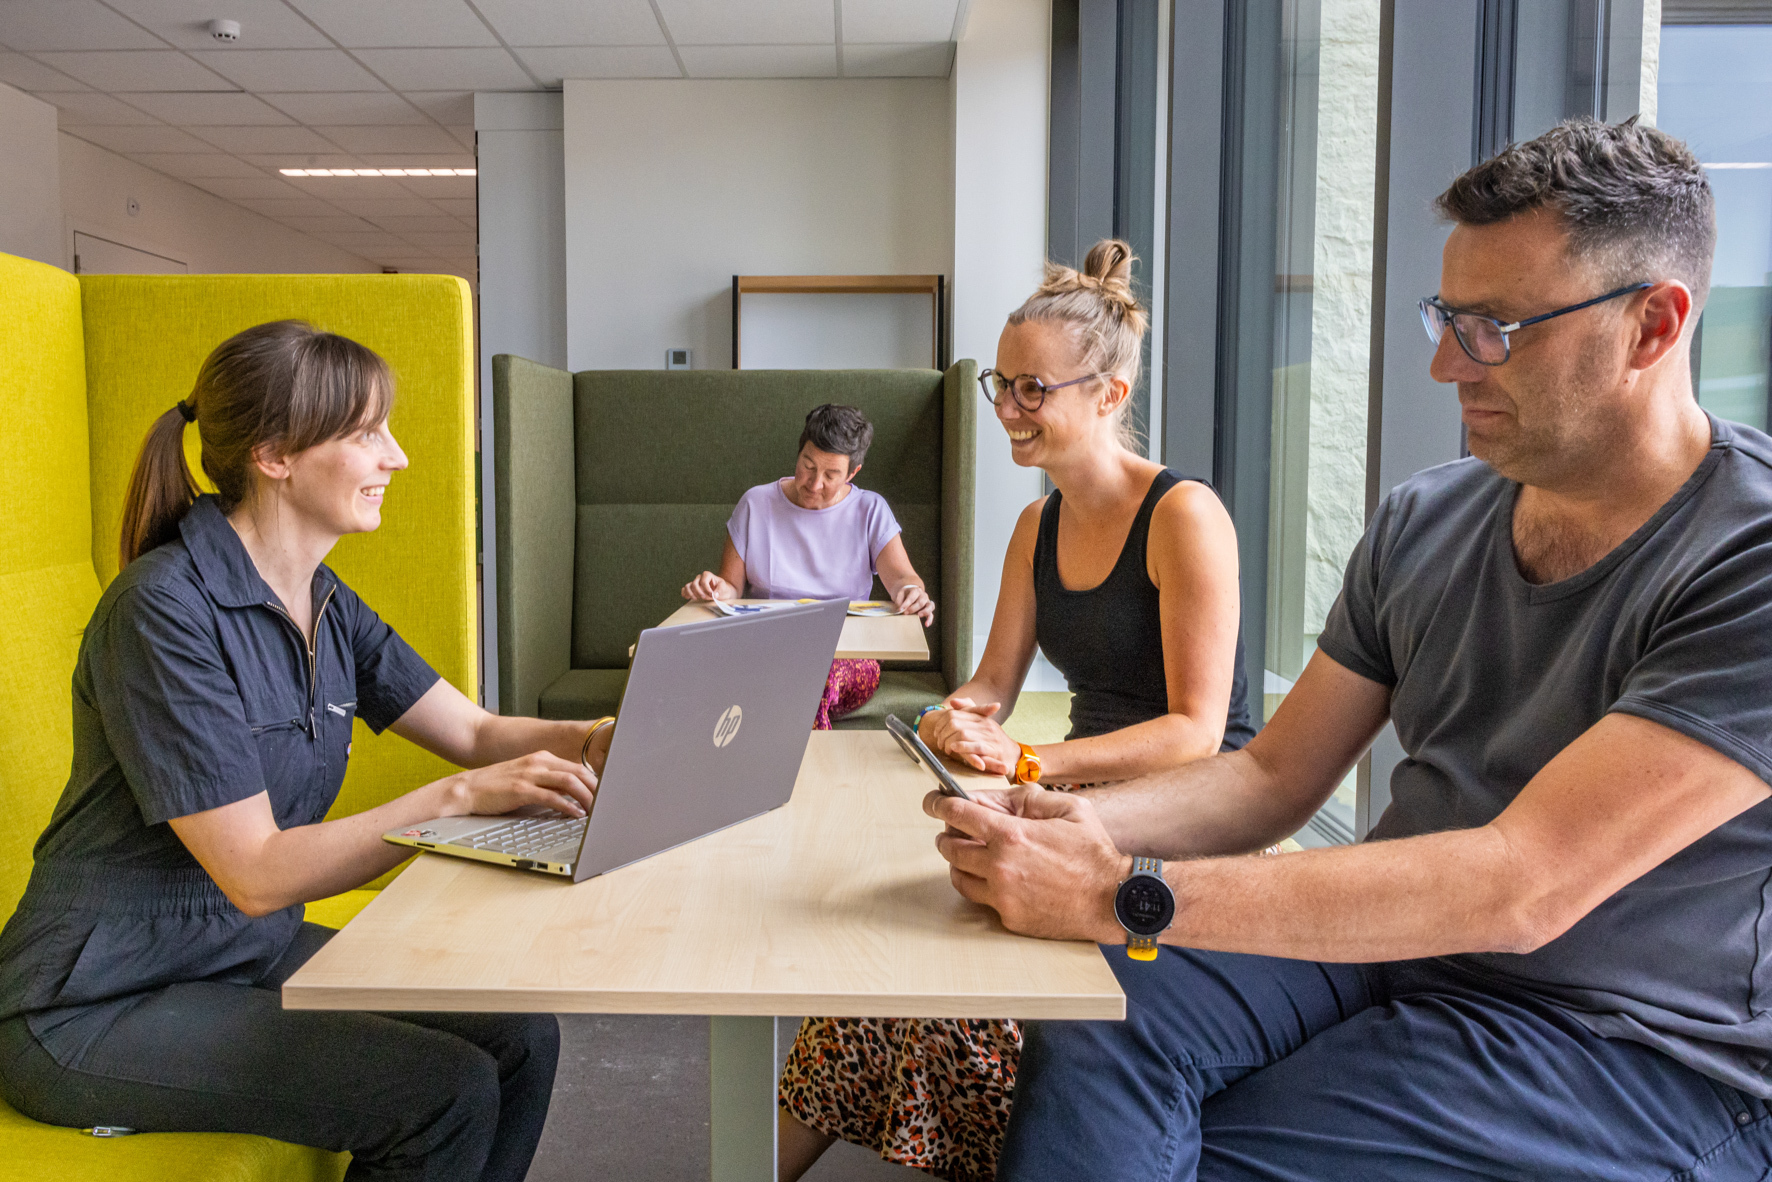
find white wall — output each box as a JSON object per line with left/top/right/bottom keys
{"left": 475, "top": 90, "right": 569, "bottom": 712}
{"left": 951, "top": 0, "right": 1051, "bottom": 675}
{"left": 561, "top": 78, "right": 954, "bottom": 372}
{"left": 0, "top": 82, "right": 62, "bottom": 266}
{"left": 59, "top": 133, "right": 375, "bottom": 276}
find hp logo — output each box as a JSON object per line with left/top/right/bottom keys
{"left": 712, "top": 705, "right": 743, "bottom": 748}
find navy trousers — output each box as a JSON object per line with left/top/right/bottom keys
{"left": 999, "top": 947, "right": 1772, "bottom": 1181}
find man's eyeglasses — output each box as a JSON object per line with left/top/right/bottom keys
{"left": 978, "top": 369, "right": 1109, "bottom": 412}
{"left": 1418, "top": 282, "right": 1651, "bottom": 366}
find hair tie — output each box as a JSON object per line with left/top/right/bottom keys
{"left": 176, "top": 400, "right": 196, "bottom": 423}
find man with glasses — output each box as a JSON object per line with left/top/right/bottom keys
{"left": 929, "top": 117, "right": 1772, "bottom": 1179}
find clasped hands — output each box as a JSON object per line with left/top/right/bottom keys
{"left": 681, "top": 570, "right": 935, "bottom": 627}
{"left": 924, "top": 784, "right": 1132, "bottom": 945}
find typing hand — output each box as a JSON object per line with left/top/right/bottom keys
{"left": 892, "top": 583, "right": 935, "bottom": 626}
{"left": 445, "top": 752, "right": 598, "bottom": 819}
{"left": 682, "top": 571, "right": 731, "bottom": 601}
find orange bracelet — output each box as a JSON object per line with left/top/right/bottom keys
{"left": 1011, "top": 742, "right": 1042, "bottom": 785}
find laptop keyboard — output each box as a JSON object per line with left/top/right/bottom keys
{"left": 454, "top": 814, "right": 587, "bottom": 857}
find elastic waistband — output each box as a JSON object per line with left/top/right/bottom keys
{"left": 17, "top": 860, "right": 238, "bottom": 917}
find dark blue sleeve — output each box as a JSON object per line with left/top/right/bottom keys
{"left": 85, "top": 583, "right": 268, "bottom": 825}
{"left": 1316, "top": 494, "right": 1398, "bottom": 688}
{"left": 333, "top": 582, "right": 441, "bottom": 733}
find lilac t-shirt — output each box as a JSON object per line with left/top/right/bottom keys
{"left": 727, "top": 480, "right": 901, "bottom": 601}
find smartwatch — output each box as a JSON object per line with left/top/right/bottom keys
{"left": 1113, "top": 857, "right": 1175, "bottom": 961}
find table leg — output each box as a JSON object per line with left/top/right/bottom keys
{"left": 710, "top": 1015, "right": 779, "bottom": 1182}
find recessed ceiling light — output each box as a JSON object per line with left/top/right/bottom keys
{"left": 1703, "top": 162, "right": 1771, "bottom": 170}
{"left": 279, "top": 168, "right": 477, "bottom": 177}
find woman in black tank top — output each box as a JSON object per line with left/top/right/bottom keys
{"left": 779, "top": 241, "right": 1253, "bottom": 1182}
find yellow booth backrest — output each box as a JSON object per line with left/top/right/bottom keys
{"left": 0, "top": 257, "right": 479, "bottom": 917}
{"left": 0, "top": 256, "right": 102, "bottom": 919}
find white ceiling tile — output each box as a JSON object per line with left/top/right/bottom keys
{"left": 280, "top": 215, "right": 376, "bottom": 232}
{"left": 103, "top": 0, "right": 333, "bottom": 50}
{"left": 262, "top": 91, "right": 428, "bottom": 125}
{"left": 284, "top": 0, "right": 498, "bottom": 48}
{"left": 0, "top": 0, "right": 165, "bottom": 51}
{"left": 235, "top": 196, "right": 350, "bottom": 215}
{"left": 35, "top": 50, "right": 236, "bottom": 90}
{"left": 403, "top": 91, "right": 473, "bottom": 123}
{"left": 119, "top": 91, "right": 295, "bottom": 124}
{"left": 839, "top": 0, "right": 960, "bottom": 43}
{"left": 188, "top": 124, "right": 343, "bottom": 152}
{"left": 841, "top": 41, "right": 953, "bottom": 76}
{"left": 511, "top": 46, "right": 679, "bottom": 86}
{"left": 364, "top": 215, "right": 461, "bottom": 232}
{"left": 129, "top": 152, "right": 267, "bottom": 178}
{"left": 0, "top": 51, "right": 90, "bottom": 90}
{"left": 430, "top": 197, "right": 476, "bottom": 216}
{"left": 449, "top": 125, "right": 474, "bottom": 150}
{"left": 45, "top": 92, "right": 161, "bottom": 125}
{"left": 392, "top": 175, "right": 476, "bottom": 198}
{"left": 396, "top": 233, "right": 476, "bottom": 251}
{"left": 474, "top": 0, "right": 664, "bottom": 46}
{"left": 240, "top": 152, "right": 360, "bottom": 170}
{"left": 328, "top": 196, "right": 444, "bottom": 216}
{"left": 190, "top": 175, "right": 309, "bottom": 200}
{"left": 65, "top": 123, "right": 215, "bottom": 152}
{"left": 657, "top": 0, "right": 834, "bottom": 45}
{"left": 314, "top": 231, "right": 416, "bottom": 249}
{"left": 677, "top": 44, "right": 838, "bottom": 77}
{"left": 189, "top": 48, "right": 386, "bottom": 91}
{"left": 350, "top": 48, "right": 534, "bottom": 90}
{"left": 314, "top": 124, "right": 463, "bottom": 153}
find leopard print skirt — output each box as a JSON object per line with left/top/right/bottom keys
{"left": 779, "top": 1016, "right": 1019, "bottom": 1182}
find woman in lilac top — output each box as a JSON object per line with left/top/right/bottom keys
{"left": 681, "top": 404, "right": 933, "bottom": 727}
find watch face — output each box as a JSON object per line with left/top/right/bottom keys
{"left": 1115, "top": 875, "right": 1175, "bottom": 937}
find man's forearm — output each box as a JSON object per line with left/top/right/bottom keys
{"left": 1151, "top": 825, "right": 1537, "bottom": 962}
{"left": 1085, "top": 747, "right": 1328, "bottom": 859}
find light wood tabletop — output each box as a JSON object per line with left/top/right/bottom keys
{"left": 654, "top": 600, "right": 930, "bottom": 662}
{"left": 283, "top": 731, "right": 1123, "bottom": 1019}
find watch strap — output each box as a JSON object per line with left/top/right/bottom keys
{"left": 1123, "top": 857, "right": 1167, "bottom": 961}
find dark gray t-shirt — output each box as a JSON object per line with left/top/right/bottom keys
{"left": 1319, "top": 413, "right": 1772, "bottom": 1095}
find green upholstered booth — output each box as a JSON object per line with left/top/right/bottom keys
{"left": 0, "top": 249, "right": 478, "bottom": 1180}
{"left": 493, "top": 359, "right": 978, "bottom": 728}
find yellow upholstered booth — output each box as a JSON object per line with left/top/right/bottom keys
{"left": 0, "top": 252, "right": 477, "bottom": 1180}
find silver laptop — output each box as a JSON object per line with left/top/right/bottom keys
{"left": 383, "top": 598, "right": 848, "bottom": 881}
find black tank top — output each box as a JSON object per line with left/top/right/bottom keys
{"left": 1033, "top": 468, "right": 1255, "bottom": 748}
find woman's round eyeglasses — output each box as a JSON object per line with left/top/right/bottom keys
{"left": 1418, "top": 282, "right": 1651, "bottom": 366}
{"left": 978, "top": 369, "right": 1110, "bottom": 412}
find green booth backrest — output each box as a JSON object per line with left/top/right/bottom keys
{"left": 0, "top": 255, "right": 101, "bottom": 920}
{"left": 570, "top": 369, "right": 947, "bottom": 674}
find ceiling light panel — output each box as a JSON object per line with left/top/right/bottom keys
{"left": 278, "top": 168, "right": 476, "bottom": 176}
{"left": 677, "top": 44, "right": 839, "bottom": 77}
{"left": 285, "top": 0, "right": 500, "bottom": 48}
{"left": 349, "top": 48, "right": 534, "bottom": 90}
{"left": 840, "top": 0, "right": 964, "bottom": 42}
{"left": 35, "top": 51, "right": 236, "bottom": 91}
{"left": 472, "top": 0, "right": 666, "bottom": 46}
{"left": 103, "top": 0, "right": 334, "bottom": 50}
{"left": 120, "top": 91, "right": 296, "bottom": 125}
{"left": 189, "top": 48, "right": 387, "bottom": 91}
{"left": 655, "top": 0, "right": 835, "bottom": 45}
{"left": 0, "top": 0, "right": 164, "bottom": 51}
{"left": 512, "top": 46, "right": 681, "bottom": 86}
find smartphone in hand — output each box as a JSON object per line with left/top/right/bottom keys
{"left": 885, "top": 713, "right": 973, "bottom": 801}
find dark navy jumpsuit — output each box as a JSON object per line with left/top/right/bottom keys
{"left": 0, "top": 495, "right": 558, "bottom": 1182}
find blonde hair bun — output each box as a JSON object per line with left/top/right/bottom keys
{"left": 1009, "top": 237, "right": 1149, "bottom": 390}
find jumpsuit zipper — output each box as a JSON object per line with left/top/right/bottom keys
{"left": 265, "top": 584, "right": 337, "bottom": 738}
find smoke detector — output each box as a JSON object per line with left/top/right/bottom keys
{"left": 208, "top": 19, "right": 241, "bottom": 42}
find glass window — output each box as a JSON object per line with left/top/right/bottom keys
{"left": 1657, "top": 22, "right": 1772, "bottom": 432}
{"left": 1263, "top": 0, "right": 1381, "bottom": 847}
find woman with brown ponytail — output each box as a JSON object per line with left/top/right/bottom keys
{"left": 775, "top": 242, "right": 1254, "bottom": 1181}
{"left": 0, "top": 321, "right": 612, "bottom": 1182}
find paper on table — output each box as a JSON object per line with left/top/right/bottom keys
{"left": 846, "top": 601, "right": 901, "bottom": 617}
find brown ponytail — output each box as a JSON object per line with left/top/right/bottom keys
{"left": 118, "top": 320, "right": 394, "bottom": 568}
{"left": 1005, "top": 238, "right": 1150, "bottom": 450}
